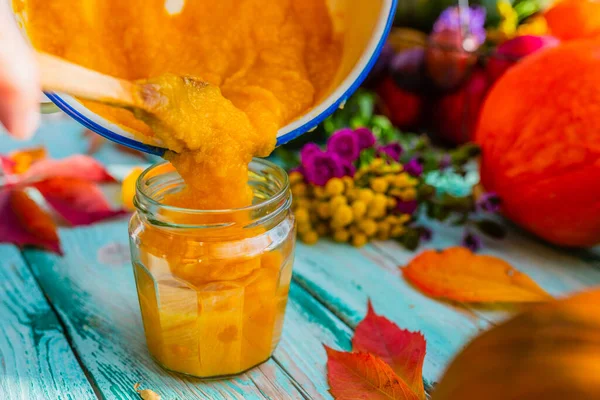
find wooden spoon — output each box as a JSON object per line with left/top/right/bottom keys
{"left": 36, "top": 52, "right": 157, "bottom": 112}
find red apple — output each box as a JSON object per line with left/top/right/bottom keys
{"left": 431, "top": 68, "right": 489, "bottom": 145}
{"left": 487, "top": 35, "right": 560, "bottom": 82}
{"left": 377, "top": 77, "right": 423, "bottom": 129}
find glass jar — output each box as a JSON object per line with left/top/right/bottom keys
{"left": 129, "top": 159, "right": 296, "bottom": 378}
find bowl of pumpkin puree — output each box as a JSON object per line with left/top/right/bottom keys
{"left": 11, "top": 0, "right": 397, "bottom": 155}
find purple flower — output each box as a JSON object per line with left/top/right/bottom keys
{"left": 377, "top": 143, "right": 403, "bottom": 162}
{"left": 354, "top": 127, "right": 376, "bottom": 150}
{"left": 304, "top": 151, "right": 345, "bottom": 186}
{"left": 395, "top": 199, "right": 419, "bottom": 215}
{"left": 404, "top": 158, "right": 424, "bottom": 177}
{"left": 462, "top": 231, "right": 482, "bottom": 252}
{"left": 433, "top": 6, "right": 487, "bottom": 48}
{"left": 300, "top": 143, "right": 321, "bottom": 167}
{"left": 327, "top": 129, "right": 360, "bottom": 162}
{"left": 477, "top": 192, "right": 501, "bottom": 213}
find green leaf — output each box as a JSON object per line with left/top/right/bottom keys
{"left": 514, "top": 0, "right": 551, "bottom": 21}
{"left": 356, "top": 91, "right": 376, "bottom": 120}
{"left": 451, "top": 143, "right": 481, "bottom": 166}
{"left": 323, "top": 118, "right": 336, "bottom": 134}
{"left": 399, "top": 228, "right": 421, "bottom": 251}
{"left": 359, "top": 148, "right": 376, "bottom": 169}
{"left": 372, "top": 115, "right": 394, "bottom": 131}
{"left": 350, "top": 116, "right": 366, "bottom": 129}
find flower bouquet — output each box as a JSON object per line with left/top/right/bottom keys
{"left": 281, "top": 95, "right": 502, "bottom": 249}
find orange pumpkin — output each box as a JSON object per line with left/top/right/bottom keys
{"left": 545, "top": 0, "right": 600, "bottom": 41}
{"left": 476, "top": 40, "right": 600, "bottom": 247}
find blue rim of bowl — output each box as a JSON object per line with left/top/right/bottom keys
{"left": 45, "top": 0, "right": 398, "bottom": 157}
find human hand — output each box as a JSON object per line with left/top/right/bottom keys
{"left": 0, "top": 2, "right": 40, "bottom": 140}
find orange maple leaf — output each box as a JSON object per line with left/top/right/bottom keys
{"left": 353, "top": 301, "right": 426, "bottom": 400}
{"left": 401, "top": 247, "right": 553, "bottom": 303}
{"left": 9, "top": 147, "right": 48, "bottom": 174}
{"left": 326, "top": 347, "right": 420, "bottom": 400}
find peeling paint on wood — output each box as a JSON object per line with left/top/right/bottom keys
{"left": 0, "top": 245, "right": 95, "bottom": 400}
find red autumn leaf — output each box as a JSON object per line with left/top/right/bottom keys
{"left": 0, "top": 147, "right": 126, "bottom": 253}
{"left": 326, "top": 347, "right": 419, "bottom": 400}
{"left": 353, "top": 301, "right": 426, "bottom": 400}
{"left": 401, "top": 247, "right": 552, "bottom": 303}
{"left": 19, "top": 154, "right": 116, "bottom": 184}
{"left": 0, "top": 155, "right": 15, "bottom": 175}
{"left": 35, "top": 178, "right": 127, "bottom": 226}
{"left": 0, "top": 190, "right": 61, "bottom": 253}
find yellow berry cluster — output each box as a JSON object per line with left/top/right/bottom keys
{"left": 290, "top": 158, "right": 419, "bottom": 247}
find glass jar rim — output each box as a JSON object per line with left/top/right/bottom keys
{"left": 134, "top": 158, "right": 290, "bottom": 216}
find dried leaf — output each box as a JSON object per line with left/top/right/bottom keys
{"left": 134, "top": 383, "right": 161, "bottom": 400}
{"left": 326, "top": 347, "right": 420, "bottom": 400}
{"left": 353, "top": 301, "right": 426, "bottom": 400}
{"left": 401, "top": 247, "right": 552, "bottom": 303}
{"left": 0, "top": 190, "right": 61, "bottom": 253}
{"left": 19, "top": 154, "right": 116, "bottom": 184}
{"left": 35, "top": 178, "right": 127, "bottom": 226}
{"left": 9, "top": 147, "right": 48, "bottom": 174}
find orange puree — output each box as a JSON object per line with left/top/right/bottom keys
{"left": 18, "top": 0, "right": 342, "bottom": 209}
{"left": 19, "top": 0, "right": 341, "bottom": 377}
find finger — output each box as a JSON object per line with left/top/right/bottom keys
{"left": 0, "top": 3, "right": 40, "bottom": 140}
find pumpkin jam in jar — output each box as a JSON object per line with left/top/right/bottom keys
{"left": 130, "top": 159, "right": 295, "bottom": 377}
{"left": 18, "top": 0, "right": 342, "bottom": 377}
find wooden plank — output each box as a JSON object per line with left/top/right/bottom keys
{"left": 292, "top": 241, "right": 490, "bottom": 388}
{"left": 274, "top": 284, "right": 353, "bottom": 400}
{"left": 22, "top": 220, "right": 303, "bottom": 399}
{"left": 0, "top": 244, "right": 95, "bottom": 400}
{"left": 22, "top": 219, "right": 359, "bottom": 399}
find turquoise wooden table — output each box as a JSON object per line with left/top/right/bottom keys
{"left": 2, "top": 116, "right": 600, "bottom": 399}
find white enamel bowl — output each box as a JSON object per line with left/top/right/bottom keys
{"left": 14, "top": 0, "right": 397, "bottom": 155}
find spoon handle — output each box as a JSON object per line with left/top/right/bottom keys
{"left": 36, "top": 52, "right": 138, "bottom": 108}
